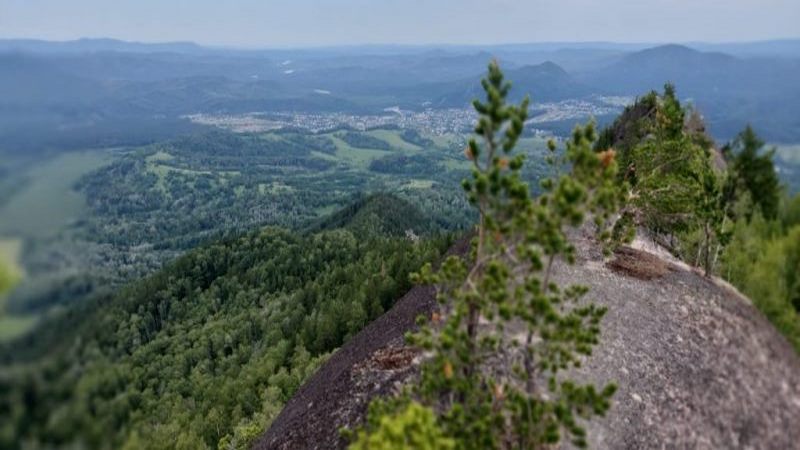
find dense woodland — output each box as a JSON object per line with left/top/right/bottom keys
{"left": 720, "top": 189, "right": 800, "bottom": 349}
{"left": 4, "top": 128, "right": 480, "bottom": 317}
{"left": 5, "top": 124, "right": 566, "bottom": 319}
{"left": 0, "top": 196, "right": 452, "bottom": 449}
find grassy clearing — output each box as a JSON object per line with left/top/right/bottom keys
{"left": 145, "top": 150, "right": 218, "bottom": 179}
{"left": 366, "top": 129, "right": 421, "bottom": 152}
{"left": 440, "top": 137, "right": 548, "bottom": 172}
{"left": 314, "top": 204, "right": 338, "bottom": 217}
{"left": 0, "top": 150, "right": 112, "bottom": 342}
{"left": 149, "top": 164, "right": 213, "bottom": 178}
{"left": 0, "top": 315, "right": 37, "bottom": 342}
{"left": 0, "top": 238, "right": 23, "bottom": 313}
{"left": 0, "top": 150, "right": 112, "bottom": 239}
{"left": 256, "top": 182, "right": 294, "bottom": 196}
{"left": 0, "top": 238, "right": 31, "bottom": 341}
{"left": 311, "top": 150, "right": 338, "bottom": 161}
{"left": 429, "top": 133, "right": 463, "bottom": 148}
{"left": 146, "top": 151, "right": 242, "bottom": 193}
{"left": 0, "top": 239, "right": 24, "bottom": 280}
{"left": 258, "top": 133, "right": 284, "bottom": 142}
{"left": 401, "top": 179, "right": 435, "bottom": 189}
{"left": 517, "top": 137, "right": 551, "bottom": 154}
{"left": 145, "top": 150, "right": 175, "bottom": 163}
{"left": 329, "top": 136, "right": 392, "bottom": 169}
{"left": 443, "top": 157, "right": 471, "bottom": 171}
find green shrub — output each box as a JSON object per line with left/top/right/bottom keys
{"left": 349, "top": 401, "right": 455, "bottom": 450}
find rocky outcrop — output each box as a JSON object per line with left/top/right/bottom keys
{"left": 255, "top": 230, "right": 800, "bottom": 449}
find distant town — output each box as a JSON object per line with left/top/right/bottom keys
{"left": 184, "top": 95, "right": 633, "bottom": 136}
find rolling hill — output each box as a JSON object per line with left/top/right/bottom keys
{"left": 429, "top": 61, "right": 588, "bottom": 107}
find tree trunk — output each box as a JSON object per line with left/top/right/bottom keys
{"left": 703, "top": 221, "right": 712, "bottom": 276}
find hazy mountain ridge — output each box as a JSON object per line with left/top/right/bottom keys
{"left": 5, "top": 37, "right": 800, "bottom": 57}
{"left": 1, "top": 39, "right": 799, "bottom": 146}
{"left": 585, "top": 44, "right": 798, "bottom": 95}
{"left": 0, "top": 38, "right": 209, "bottom": 55}
{"left": 581, "top": 44, "right": 800, "bottom": 140}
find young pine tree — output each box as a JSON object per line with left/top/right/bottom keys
{"left": 723, "top": 126, "right": 782, "bottom": 221}
{"left": 350, "top": 62, "right": 626, "bottom": 449}
{"left": 618, "top": 84, "right": 731, "bottom": 275}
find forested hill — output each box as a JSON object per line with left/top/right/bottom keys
{"left": 0, "top": 197, "right": 452, "bottom": 449}
{"left": 303, "top": 193, "right": 436, "bottom": 237}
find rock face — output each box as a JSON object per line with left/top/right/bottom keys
{"left": 255, "top": 231, "right": 800, "bottom": 450}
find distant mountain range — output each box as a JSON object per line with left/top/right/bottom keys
{"left": 580, "top": 44, "right": 800, "bottom": 140}
{"left": 584, "top": 44, "right": 797, "bottom": 96}
{"left": 1, "top": 38, "right": 799, "bottom": 151}
{"left": 0, "top": 38, "right": 208, "bottom": 55}
{"left": 4, "top": 37, "right": 800, "bottom": 57}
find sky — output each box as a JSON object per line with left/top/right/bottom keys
{"left": 1, "top": 0, "right": 799, "bottom": 47}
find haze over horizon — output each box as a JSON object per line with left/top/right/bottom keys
{"left": 2, "top": 0, "right": 799, "bottom": 47}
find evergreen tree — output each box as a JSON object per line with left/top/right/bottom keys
{"left": 609, "top": 85, "right": 728, "bottom": 275}
{"left": 724, "top": 126, "right": 782, "bottom": 220}
{"left": 628, "top": 125, "right": 708, "bottom": 237}
{"left": 782, "top": 195, "right": 800, "bottom": 229}
{"left": 657, "top": 83, "right": 685, "bottom": 140}
{"left": 352, "top": 61, "right": 625, "bottom": 449}
{"left": 696, "top": 165, "right": 726, "bottom": 276}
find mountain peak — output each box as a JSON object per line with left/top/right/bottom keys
{"left": 304, "top": 193, "right": 434, "bottom": 237}
{"left": 624, "top": 44, "right": 736, "bottom": 65}
{"left": 644, "top": 43, "right": 697, "bottom": 54}
{"left": 513, "top": 60, "right": 569, "bottom": 77}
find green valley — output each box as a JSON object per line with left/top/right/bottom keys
{"left": 0, "top": 150, "right": 113, "bottom": 238}
{"left": 0, "top": 26, "right": 799, "bottom": 450}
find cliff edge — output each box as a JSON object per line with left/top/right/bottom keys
{"left": 256, "top": 230, "right": 800, "bottom": 449}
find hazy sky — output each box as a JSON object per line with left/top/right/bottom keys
{"left": 1, "top": 0, "right": 799, "bottom": 47}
